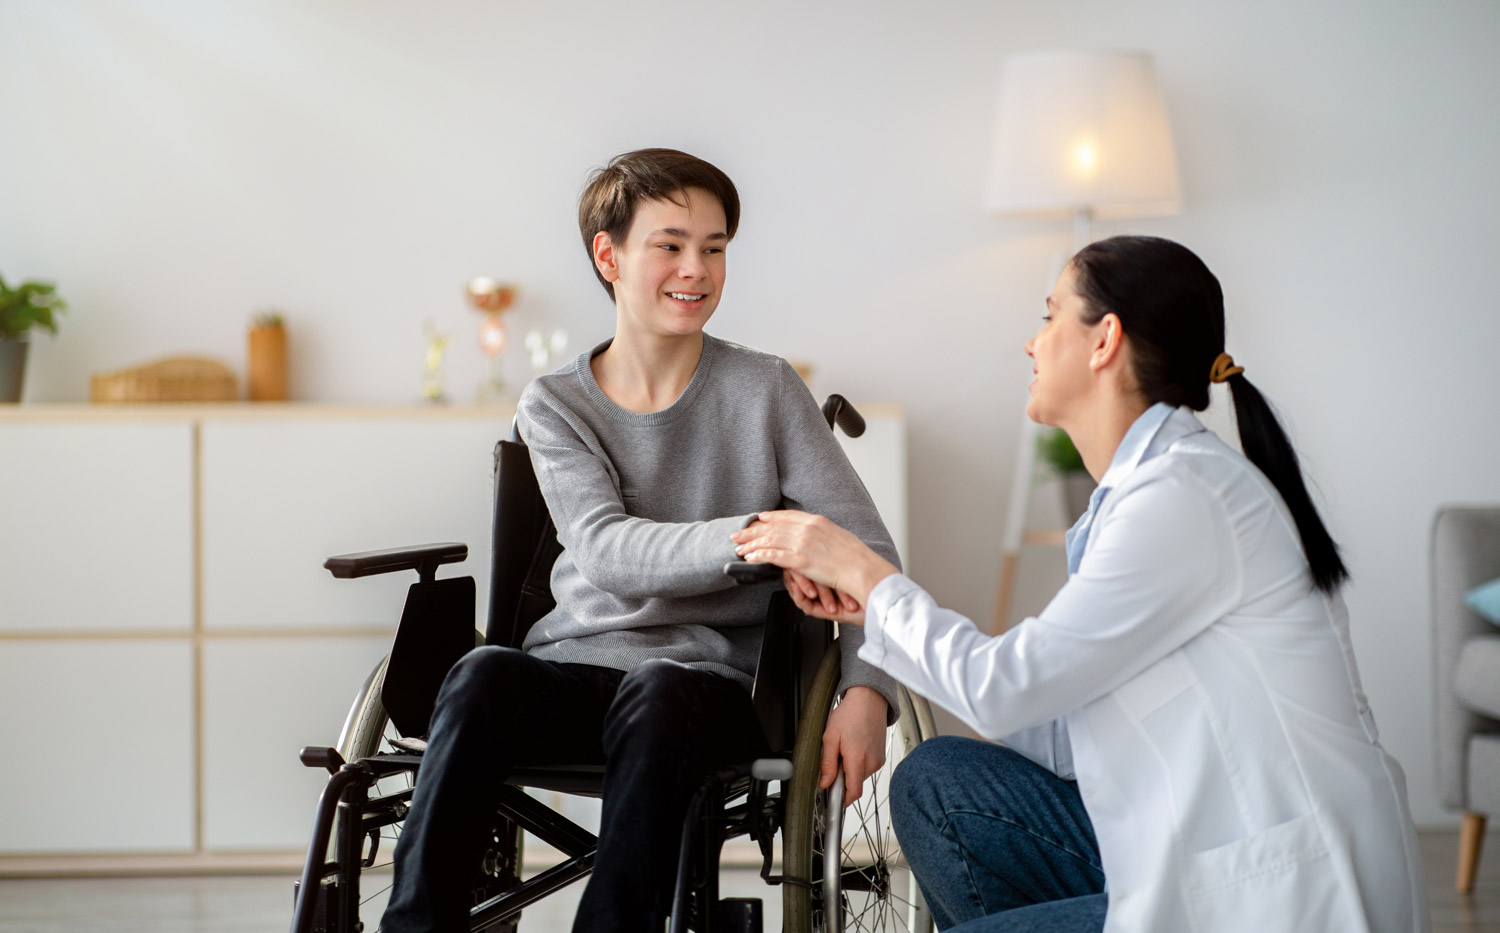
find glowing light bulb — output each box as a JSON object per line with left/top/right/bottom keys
{"left": 1072, "top": 141, "right": 1099, "bottom": 175}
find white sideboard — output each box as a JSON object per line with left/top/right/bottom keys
{"left": 0, "top": 403, "right": 906, "bottom": 869}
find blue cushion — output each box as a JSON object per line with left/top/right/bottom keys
{"left": 1466, "top": 576, "right": 1500, "bottom": 624}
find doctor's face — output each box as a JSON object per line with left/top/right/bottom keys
{"left": 1024, "top": 263, "right": 1099, "bottom": 427}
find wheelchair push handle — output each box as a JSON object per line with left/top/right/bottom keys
{"left": 726, "top": 395, "right": 867, "bottom": 586}
{"left": 821, "top": 394, "right": 865, "bottom": 438}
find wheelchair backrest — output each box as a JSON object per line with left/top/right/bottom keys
{"left": 484, "top": 429, "right": 565, "bottom": 650}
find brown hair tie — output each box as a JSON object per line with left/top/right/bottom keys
{"left": 1210, "top": 352, "right": 1244, "bottom": 383}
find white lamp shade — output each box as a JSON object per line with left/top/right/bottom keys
{"left": 986, "top": 50, "right": 1182, "bottom": 219}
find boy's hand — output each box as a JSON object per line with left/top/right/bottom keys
{"left": 820, "top": 686, "right": 889, "bottom": 808}
{"left": 783, "top": 569, "right": 865, "bottom": 624}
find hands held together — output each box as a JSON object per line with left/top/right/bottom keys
{"left": 730, "top": 510, "right": 900, "bottom": 627}
{"left": 731, "top": 510, "right": 901, "bottom": 805}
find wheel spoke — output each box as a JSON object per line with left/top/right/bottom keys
{"left": 360, "top": 878, "right": 393, "bottom": 907}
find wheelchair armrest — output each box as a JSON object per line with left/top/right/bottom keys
{"left": 724, "top": 561, "right": 782, "bottom": 585}
{"left": 324, "top": 542, "right": 468, "bottom": 581}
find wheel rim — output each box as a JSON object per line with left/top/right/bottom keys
{"left": 811, "top": 701, "right": 926, "bottom": 933}
{"left": 786, "top": 652, "right": 932, "bottom": 933}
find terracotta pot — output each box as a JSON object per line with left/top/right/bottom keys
{"left": 248, "top": 325, "right": 287, "bottom": 401}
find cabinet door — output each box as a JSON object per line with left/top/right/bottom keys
{"left": 0, "top": 422, "right": 193, "bottom": 633}
{"left": 200, "top": 418, "right": 505, "bottom": 631}
{"left": 201, "top": 636, "right": 392, "bottom": 851}
{"left": 0, "top": 641, "right": 194, "bottom": 853}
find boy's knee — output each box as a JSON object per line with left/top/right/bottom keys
{"left": 616, "top": 658, "right": 698, "bottom": 703}
{"left": 435, "top": 646, "right": 528, "bottom": 710}
{"left": 606, "top": 659, "right": 704, "bottom": 744}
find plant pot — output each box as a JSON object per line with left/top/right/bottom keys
{"left": 248, "top": 325, "right": 287, "bottom": 401}
{"left": 0, "top": 337, "right": 28, "bottom": 403}
{"left": 1061, "top": 471, "right": 1097, "bottom": 525}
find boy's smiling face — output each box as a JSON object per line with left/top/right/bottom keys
{"left": 594, "top": 186, "right": 728, "bottom": 339}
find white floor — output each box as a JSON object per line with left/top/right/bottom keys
{"left": 0, "top": 868, "right": 784, "bottom": 933}
{"left": 0, "top": 831, "right": 1494, "bottom": 932}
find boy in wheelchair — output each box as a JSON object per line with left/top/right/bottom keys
{"left": 380, "top": 148, "right": 901, "bottom": 932}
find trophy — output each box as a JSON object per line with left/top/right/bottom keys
{"left": 466, "top": 277, "right": 518, "bottom": 403}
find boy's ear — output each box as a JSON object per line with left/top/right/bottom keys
{"left": 593, "top": 231, "right": 621, "bottom": 284}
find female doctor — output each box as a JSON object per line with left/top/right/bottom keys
{"left": 732, "top": 236, "right": 1428, "bottom": 933}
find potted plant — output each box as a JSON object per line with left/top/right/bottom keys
{"left": 1037, "top": 426, "right": 1096, "bottom": 523}
{"left": 0, "top": 273, "right": 67, "bottom": 403}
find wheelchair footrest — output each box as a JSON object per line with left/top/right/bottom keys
{"left": 389, "top": 735, "right": 428, "bottom": 754}
{"left": 298, "top": 747, "right": 346, "bottom": 774}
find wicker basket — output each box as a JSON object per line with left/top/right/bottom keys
{"left": 90, "top": 356, "right": 238, "bottom": 403}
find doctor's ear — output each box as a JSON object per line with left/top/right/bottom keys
{"left": 1090, "top": 313, "right": 1128, "bottom": 373}
{"left": 593, "top": 231, "right": 621, "bottom": 284}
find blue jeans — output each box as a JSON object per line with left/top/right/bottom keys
{"left": 891, "top": 736, "right": 1108, "bottom": 933}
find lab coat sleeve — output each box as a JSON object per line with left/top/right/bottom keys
{"left": 859, "top": 471, "right": 1243, "bottom": 741}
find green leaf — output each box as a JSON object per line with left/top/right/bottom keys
{"left": 1036, "top": 427, "right": 1087, "bottom": 474}
{"left": 0, "top": 276, "right": 66, "bottom": 339}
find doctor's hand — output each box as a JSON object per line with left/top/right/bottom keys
{"left": 731, "top": 510, "right": 900, "bottom": 618}
{"left": 820, "top": 685, "right": 889, "bottom": 808}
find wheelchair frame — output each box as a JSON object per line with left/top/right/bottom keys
{"left": 289, "top": 399, "right": 936, "bottom": 933}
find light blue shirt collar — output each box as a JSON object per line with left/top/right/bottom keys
{"left": 1064, "top": 402, "right": 1187, "bottom": 575}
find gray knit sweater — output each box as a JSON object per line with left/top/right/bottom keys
{"left": 515, "top": 334, "right": 900, "bottom": 714}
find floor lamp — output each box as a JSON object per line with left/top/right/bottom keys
{"left": 987, "top": 50, "right": 1183, "bottom": 633}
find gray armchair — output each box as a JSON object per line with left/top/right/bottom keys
{"left": 1432, "top": 505, "right": 1500, "bottom": 893}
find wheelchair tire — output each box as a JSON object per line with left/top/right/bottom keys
{"left": 338, "top": 629, "right": 487, "bottom": 764}
{"left": 782, "top": 645, "right": 935, "bottom": 933}
{"left": 337, "top": 654, "right": 393, "bottom": 764}
{"left": 326, "top": 634, "right": 501, "bottom": 932}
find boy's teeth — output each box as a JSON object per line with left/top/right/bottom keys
{"left": 669, "top": 293, "right": 703, "bottom": 301}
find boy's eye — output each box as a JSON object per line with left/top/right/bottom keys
{"left": 658, "top": 243, "right": 680, "bottom": 252}
{"left": 705, "top": 247, "right": 724, "bottom": 255}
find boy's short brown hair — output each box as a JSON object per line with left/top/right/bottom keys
{"left": 578, "top": 148, "right": 741, "bottom": 300}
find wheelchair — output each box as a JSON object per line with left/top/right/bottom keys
{"left": 289, "top": 396, "right": 938, "bottom": 933}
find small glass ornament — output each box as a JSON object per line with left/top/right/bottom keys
{"left": 421, "top": 319, "right": 451, "bottom": 403}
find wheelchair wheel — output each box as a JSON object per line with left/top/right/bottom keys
{"left": 329, "top": 636, "right": 514, "bottom": 932}
{"left": 337, "top": 654, "right": 392, "bottom": 763}
{"left": 324, "top": 655, "right": 412, "bottom": 926}
{"left": 783, "top": 645, "right": 936, "bottom": 933}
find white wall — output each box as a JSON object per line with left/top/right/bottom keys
{"left": 3, "top": 0, "right": 1497, "bottom": 826}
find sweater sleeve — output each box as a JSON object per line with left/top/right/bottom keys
{"left": 771, "top": 360, "right": 903, "bottom": 722}
{"left": 517, "top": 383, "right": 754, "bottom": 600}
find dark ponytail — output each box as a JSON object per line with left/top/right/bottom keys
{"left": 1224, "top": 374, "right": 1348, "bottom": 593}
{"left": 1071, "top": 236, "right": 1349, "bottom": 595}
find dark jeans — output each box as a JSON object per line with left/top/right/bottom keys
{"left": 891, "top": 736, "right": 1108, "bottom": 933}
{"left": 380, "top": 647, "right": 768, "bottom": 933}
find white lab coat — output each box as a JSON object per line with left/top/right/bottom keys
{"left": 861, "top": 406, "right": 1428, "bottom": 933}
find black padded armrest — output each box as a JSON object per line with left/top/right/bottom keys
{"left": 724, "top": 561, "right": 782, "bottom": 585}
{"left": 324, "top": 542, "right": 468, "bottom": 580}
